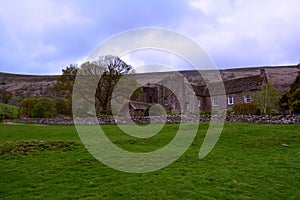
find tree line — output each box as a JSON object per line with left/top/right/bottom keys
{"left": 19, "top": 97, "right": 71, "bottom": 118}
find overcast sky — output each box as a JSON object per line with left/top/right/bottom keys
{"left": 0, "top": 0, "right": 299, "bottom": 74}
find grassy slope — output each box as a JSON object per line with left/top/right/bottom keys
{"left": 0, "top": 123, "right": 299, "bottom": 199}
{"left": 0, "top": 103, "right": 19, "bottom": 119}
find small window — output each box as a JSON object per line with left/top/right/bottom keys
{"left": 164, "top": 97, "right": 168, "bottom": 106}
{"left": 174, "top": 102, "right": 178, "bottom": 109}
{"left": 212, "top": 97, "right": 218, "bottom": 107}
{"left": 244, "top": 95, "right": 251, "bottom": 103}
{"left": 227, "top": 96, "right": 234, "bottom": 105}
{"left": 198, "top": 99, "right": 201, "bottom": 107}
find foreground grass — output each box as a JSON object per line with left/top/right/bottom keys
{"left": 0, "top": 122, "right": 299, "bottom": 199}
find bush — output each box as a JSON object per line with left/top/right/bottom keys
{"left": 31, "top": 102, "right": 46, "bottom": 118}
{"left": 0, "top": 103, "right": 19, "bottom": 119}
{"left": 20, "top": 98, "right": 38, "bottom": 117}
{"left": 291, "top": 102, "right": 300, "bottom": 114}
{"left": 0, "top": 108, "right": 14, "bottom": 120}
{"left": 20, "top": 97, "right": 56, "bottom": 118}
{"left": 279, "top": 72, "right": 300, "bottom": 114}
{"left": 226, "top": 108, "right": 234, "bottom": 116}
{"left": 54, "top": 98, "right": 72, "bottom": 116}
{"left": 233, "top": 103, "right": 261, "bottom": 115}
{"left": 200, "top": 110, "right": 211, "bottom": 115}
{"left": 291, "top": 88, "right": 300, "bottom": 114}
{"left": 38, "top": 98, "right": 56, "bottom": 118}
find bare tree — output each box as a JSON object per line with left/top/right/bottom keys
{"left": 253, "top": 82, "right": 281, "bottom": 115}
{"left": 75, "top": 55, "right": 136, "bottom": 115}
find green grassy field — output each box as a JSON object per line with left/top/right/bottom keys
{"left": 0, "top": 122, "right": 299, "bottom": 199}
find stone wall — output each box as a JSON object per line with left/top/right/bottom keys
{"left": 226, "top": 115, "right": 300, "bottom": 124}
{"left": 17, "top": 115, "right": 300, "bottom": 125}
{"left": 18, "top": 116, "right": 211, "bottom": 125}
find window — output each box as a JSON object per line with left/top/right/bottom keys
{"left": 227, "top": 96, "right": 234, "bottom": 105}
{"left": 244, "top": 95, "right": 251, "bottom": 103}
{"left": 198, "top": 99, "right": 201, "bottom": 107}
{"left": 212, "top": 97, "right": 218, "bottom": 106}
{"left": 164, "top": 97, "right": 168, "bottom": 106}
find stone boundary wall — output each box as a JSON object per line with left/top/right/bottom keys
{"left": 17, "top": 115, "right": 300, "bottom": 125}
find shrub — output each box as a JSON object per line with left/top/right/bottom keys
{"left": 54, "top": 98, "right": 72, "bottom": 116}
{"left": 200, "top": 110, "right": 211, "bottom": 115}
{"left": 20, "top": 98, "right": 38, "bottom": 117}
{"left": 233, "top": 103, "right": 261, "bottom": 115}
{"left": 38, "top": 98, "right": 56, "bottom": 118}
{"left": 31, "top": 102, "right": 46, "bottom": 118}
{"left": 20, "top": 97, "right": 56, "bottom": 118}
{"left": 0, "top": 103, "right": 19, "bottom": 119}
{"left": 291, "top": 88, "right": 300, "bottom": 114}
{"left": 226, "top": 108, "right": 234, "bottom": 116}
{"left": 0, "top": 108, "right": 14, "bottom": 120}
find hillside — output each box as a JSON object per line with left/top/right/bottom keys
{"left": 0, "top": 73, "right": 59, "bottom": 105}
{"left": 0, "top": 65, "right": 299, "bottom": 105}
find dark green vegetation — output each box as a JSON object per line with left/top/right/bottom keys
{"left": 0, "top": 123, "right": 300, "bottom": 199}
{"left": 0, "top": 103, "right": 19, "bottom": 119}
{"left": 231, "top": 102, "right": 261, "bottom": 115}
{"left": 20, "top": 97, "right": 71, "bottom": 118}
{"left": 280, "top": 71, "right": 300, "bottom": 114}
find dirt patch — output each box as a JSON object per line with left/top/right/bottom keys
{"left": 29, "top": 124, "right": 48, "bottom": 126}
{"left": 2, "top": 122, "right": 48, "bottom": 126}
{"left": 0, "top": 140, "right": 78, "bottom": 156}
{"left": 2, "top": 122, "right": 21, "bottom": 125}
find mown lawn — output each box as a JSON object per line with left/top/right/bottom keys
{"left": 0, "top": 122, "right": 299, "bottom": 199}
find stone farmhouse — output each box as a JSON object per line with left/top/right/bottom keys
{"left": 193, "top": 69, "right": 267, "bottom": 112}
{"left": 128, "top": 66, "right": 299, "bottom": 115}
{"left": 129, "top": 71, "right": 198, "bottom": 115}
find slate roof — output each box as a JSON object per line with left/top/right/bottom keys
{"left": 224, "top": 75, "right": 265, "bottom": 94}
{"left": 192, "top": 75, "right": 265, "bottom": 96}
{"left": 129, "top": 101, "right": 152, "bottom": 110}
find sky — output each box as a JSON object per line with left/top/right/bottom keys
{"left": 0, "top": 0, "right": 299, "bottom": 74}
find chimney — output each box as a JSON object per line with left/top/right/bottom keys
{"left": 260, "top": 68, "right": 267, "bottom": 83}
{"left": 260, "top": 68, "right": 265, "bottom": 76}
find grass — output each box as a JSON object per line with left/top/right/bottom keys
{"left": 0, "top": 122, "right": 300, "bottom": 199}
{"left": 0, "top": 103, "right": 19, "bottom": 119}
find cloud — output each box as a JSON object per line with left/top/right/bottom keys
{"left": 183, "top": 0, "right": 300, "bottom": 68}
{"left": 0, "top": 0, "right": 93, "bottom": 74}
{"left": 0, "top": 0, "right": 191, "bottom": 74}
{"left": 121, "top": 49, "right": 194, "bottom": 73}
{"left": 0, "top": 0, "right": 299, "bottom": 74}
{"left": 189, "top": 0, "right": 234, "bottom": 16}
